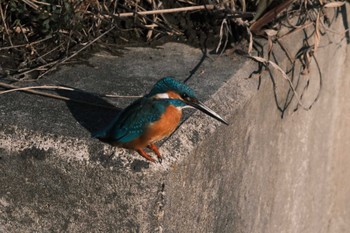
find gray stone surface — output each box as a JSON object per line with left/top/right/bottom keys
{"left": 1, "top": 7, "right": 350, "bottom": 233}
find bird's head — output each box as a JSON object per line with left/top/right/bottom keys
{"left": 147, "top": 76, "right": 228, "bottom": 125}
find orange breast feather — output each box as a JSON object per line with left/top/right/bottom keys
{"left": 124, "top": 105, "right": 182, "bottom": 149}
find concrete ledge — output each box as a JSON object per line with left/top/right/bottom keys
{"left": 1, "top": 8, "right": 350, "bottom": 233}
{"left": 0, "top": 42, "right": 256, "bottom": 232}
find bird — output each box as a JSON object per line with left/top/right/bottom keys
{"left": 92, "top": 76, "right": 228, "bottom": 162}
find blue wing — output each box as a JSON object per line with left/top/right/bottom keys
{"left": 92, "top": 97, "right": 168, "bottom": 143}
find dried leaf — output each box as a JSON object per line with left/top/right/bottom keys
{"left": 264, "top": 29, "right": 278, "bottom": 37}
{"left": 263, "top": 29, "right": 277, "bottom": 57}
{"left": 250, "top": 0, "right": 295, "bottom": 33}
{"left": 267, "top": 36, "right": 273, "bottom": 55}
{"left": 324, "top": 2, "right": 345, "bottom": 8}
{"left": 216, "top": 19, "right": 232, "bottom": 54}
{"left": 301, "top": 51, "right": 312, "bottom": 75}
{"left": 216, "top": 19, "right": 226, "bottom": 53}
{"left": 146, "top": 29, "right": 153, "bottom": 41}
{"left": 314, "top": 12, "right": 321, "bottom": 53}
{"left": 247, "top": 27, "right": 253, "bottom": 54}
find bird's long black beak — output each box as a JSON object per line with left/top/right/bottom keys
{"left": 188, "top": 100, "right": 229, "bottom": 125}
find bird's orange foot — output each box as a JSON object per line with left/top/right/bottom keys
{"left": 136, "top": 148, "right": 155, "bottom": 162}
{"left": 147, "top": 143, "right": 162, "bottom": 163}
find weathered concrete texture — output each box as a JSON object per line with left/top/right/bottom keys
{"left": 0, "top": 42, "right": 246, "bottom": 232}
{"left": 161, "top": 9, "right": 350, "bottom": 233}
{"left": 1, "top": 8, "right": 350, "bottom": 233}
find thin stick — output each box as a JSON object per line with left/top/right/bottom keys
{"left": 0, "top": 36, "right": 53, "bottom": 51}
{"left": 0, "top": 2, "right": 13, "bottom": 46}
{"left": 37, "top": 25, "right": 116, "bottom": 79}
{"left": 114, "top": 4, "right": 215, "bottom": 17}
{"left": 22, "top": 0, "right": 39, "bottom": 9}
{"left": 16, "top": 60, "right": 58, "bottom": 77}
{"left": 277, "top": 22, "right": 313, "bottom": 40}
{"left": 0, "top": 85, "right": 74, "bottom": 95}
{"left": 104, "top": 94, "right": 142, "bottom": 98}
{"left": 31, "top": 0, "right": 51, "bottom": 6}
{"left": 0, "top": 82, "right": 116, "bottom": 109}
{"left": 246, "top": 55, "right": 312, "bottom": 111}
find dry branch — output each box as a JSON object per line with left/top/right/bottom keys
{"left": 37, "top": 25, "right": 116, "bottom": 79}
{"left": 114, "top": 4, "right": 215, "bottom": 17}
{"left": 246, "top": 55, "right": 314, "bottom": 111}
{"left": 250, "top": 0, "right": 295, "bottom": 33}
{"left": 0, "top": 82, "right": 116, "bottom": 109}
{"left": 0, "top": 85, "right": 73, "bottom": 95}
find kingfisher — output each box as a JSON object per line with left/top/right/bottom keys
{"left": 93, "top": 76, "right": 228, "bottom": 162}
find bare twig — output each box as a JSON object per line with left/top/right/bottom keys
{"left": 216, "top": 18, "right": 234, "bottom": 54}
{"left": 0, "top": 36, "right": 53, "bottom": 51}
{"left": 37, "top": 25, "right": 116, "bottom": 79}
{"left": 246, "top": 54, "right": 313, "bottom": 111}
{"left": 0, "top": 82, "right": 116, "bottom": 109}
{"left": 16, "top": 60, "right": 58, "bottom": 78}
{"left": 0, "top": 2, "right": 13, "bottom": 46}
{"left": 314, "top": 12, "right": 321, "bottom": 53}
{"left": 323, "top": 1, "right": 345, "bottom": 8}
{"left": 35, "top": 45, "right": 62, "bottom": 61}
{"left": 103, "top": 94, "right": 142, "bottom": 98}
{"left": 277, "top": 22, "right": 314, "bottom": 40}
{"left": 18, "top": 23, "right": 47, "bottom": 64}
{"left": 247, "top": 27, "right": 253, "bottom": 54}
{"left": 0, "top": 82, "right": 141, "bottom": 99}
{"left": 31, "top": 0, "right": 51, "bottom": 7}
{"left": 114, "top": 4, "right": 215, "bottom": 17}
{"left": 22, "top": 0, "right": 40, "bottom": 10}
{"left": 0, "top": 85, "right": 73, "bottom": 95}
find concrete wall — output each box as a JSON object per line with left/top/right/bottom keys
{"left": 163, "top": 44, "right": 350, "bottom": 233}
{"left": 1, "top": 7, "right": 349, "bottom": 233}
{"left": 161, "top": 9, "right": 350, "bottom": 232}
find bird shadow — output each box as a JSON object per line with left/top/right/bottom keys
{"left": 56, "top": 89, "right": 151, "bottom": 171}
{"left": 56, "top": 88, "right": 121, "bottom": 134}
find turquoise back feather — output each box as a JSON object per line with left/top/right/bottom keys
{"left": 92, "top": 97, "right": 186, "bottom": 143}
{"left": 93, "top": 77, "right": 192, "bottom": 143}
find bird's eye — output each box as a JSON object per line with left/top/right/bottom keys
{"left": 181, "top": 93, "right": 189, "bottom": 100}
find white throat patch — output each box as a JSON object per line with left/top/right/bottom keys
{"left": 153, "top": 93, "right": 169, "bottom": 99}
